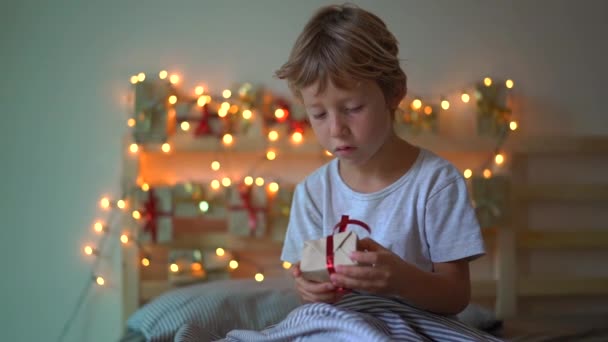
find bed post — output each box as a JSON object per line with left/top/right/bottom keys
{"left": 121, "top": 134, "right": 140, "bottom": 328}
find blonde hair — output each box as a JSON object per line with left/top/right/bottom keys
{"left": 275, "top": 4, "right": 407, "bottom": 109}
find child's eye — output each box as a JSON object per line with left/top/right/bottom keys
{"left": 346, "top": 105, "right": 363, "bottom": 113}
{"left": 312, "top": 112, "right": 326, "bottom": 120}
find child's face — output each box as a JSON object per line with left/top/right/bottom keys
{"left": 300, "top": 78, "right": 394, "bottom": 167}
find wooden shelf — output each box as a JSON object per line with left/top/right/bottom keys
{"left": 513, "top": 184, "right": 608, "bottom": 202}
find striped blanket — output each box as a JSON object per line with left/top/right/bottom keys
{"left": 175, "top": 293, "right": 503, "bottom": 341}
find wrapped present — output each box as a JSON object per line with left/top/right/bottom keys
{"left": 471, "top": 175, "right": 510, "bottom": 228}
{"left": 227, "top": 183, "right": 268, "bottom": 237}
{"left": 168, "top": 249, "right": 206, "bottom": 286}
{"left": 133, "top": 79, "right": 172, "bottom": 144}
{"left": 475, "top": 81, "right": 512, "bottom": 137}
{"left": 268, "top": 185, "right": 294, "bottom": 242}
{"left": 300, "top": 231, "right": 359, "bottom": 283}
{"left": 136, "top": 186, "right": 174, "bottom": 244}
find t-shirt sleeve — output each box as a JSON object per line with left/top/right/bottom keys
{"left": 280, "top": 182, "right": 323, "bottom": 264}
{"left": 424, "top": 176, "right": 485, "bottom": 263}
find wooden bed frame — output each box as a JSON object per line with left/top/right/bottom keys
{"left": 120, "top": 135, "right": 608, "bottom": 326}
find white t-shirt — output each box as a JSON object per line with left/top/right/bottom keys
{"left": 280, "top": 147, "right": 485, "bottom": 272}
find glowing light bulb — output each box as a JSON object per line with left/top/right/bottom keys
{"left": 510, "top": 121, "right": 518, "bottom": 131}
{"left": 216, "top": 248, "right": 225, "bottom": 256}
{"left": 282, "top": 261, "right": 292, "bottom": 269}
{"left": 211, "top": 161, "right": 221, "bottom": 171}
{"left": 222, "top": 89, "right": 232, "bottom": 98}
{"left": 169, "top": 74, "right": 179, "bottom": 84}
{"left": 266, "top": 150, "right": 276, "bottom": 160}
{"left": 137, "top": 73, "right": 146, "bottom": 82}
{"left": 211, "top": 180, "right": 220, "bottom": 190}
{"left": 197, "top": 96, "right": 208, "bottom": 107}
{"left": 506, "top": 79, "right": 514, "bottom": 89}
{"left": 411, "top": 99, "right": 422, "bottom": 110}
{"left": 161, "top": 143, "right": 171, "bottom": 153}
{"left": 100, "top": 197, "right": 111, "bottom": 209}
{"left": 180, "top": 122, "right": 190, "bottom": 131}
{"left": 218, "top": 108, "right": 228, "bottom": 117}
{"left": 255, "top": 177, "right": 265, "bottom": 186}
{"left": 268, "top": 130, "right": 279, "bottom": 141}
{"left": 495, "top": 153, "right": 505, "bottom": 165}
{"left": 221, "top": 102, "right": 230, "bottom": 110}
{"left": 84, "top": 245, "right": 94, "bottom": 255}
{"left": 141, "top": 183, "right": 150, "bottom": 192}
{"left": 129, "top": 143, "right": 139, "bottom": 154}
{"left": 117, "top": 200, "right": 126, "bottom": 209}
{"left": 461, "top": 92, "right": 470, "bottom": 103}
{"left": 244, "top": 176, "right": 253, "bottom": 186}
{"left": 274, "top": 108, "right": 286, "bottom": 120}
{"left": 423, "top": 106, "right": 433, "bottom": 115}
{"left": 441, "top": 100, "right": 450, "bottom": 110}
{"left": 141, "top": 258, "right": 150, "bottom": 267}
{"left": 195, "top": 86, "right": 204, "bottom": 95}
{"left": 94, "top": 222, "right": 104, "bottom": 233}
{"left": 221, "top": 177, "right": 231, "bottom": 187}
{"left": 484, "top": 77, "right": 492, "bottom": 87}
{"left": 268, "top": 182, "right": 279, "bottom": 193}
{"left": 255, "top": 273, "right": 264, "bottom": 282}
{"left": 170, "top": 263, "right": 179, "bottom": 272}
{"left": 95, "top": 276, "right": 105, "bottom": 286}
{"left": 463, "top": 169, "right": 473, "bottom": 179}
{"left": 168, "top": 95, "right": 177, "bottom": 104}
{"left": 483, "top": 169, "right": 492, "bottom": 179}
{"left": 127, "top": 118, "right": 136, "bottom": 127}
{"left": 291, "top": 132, "right": 303, "bottom": 144}
{"left": 130, "top": 75, "right": 138, "bottom": 84}
{"left": 222, "top": 134, "right": 233, "bottom": 146}
{"left": 132, "top": 210, "right": 141, "bottom": 220}
{"left": 198, "top": 201, "right": 209, "bottom": 212}
{"left": 120, "top": 234, "right": 129, "bottom": 244}
{"left": 158, "top": 70, "right": 168, "bottom": 79}
{"left": 242, "top": 109, "right": 252, "bottom": 120}
{"left": 229, "top": 260, "right": 239, "bottom": 269}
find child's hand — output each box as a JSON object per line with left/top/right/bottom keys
{"left": 330, "top": 238, "right": 405, "bottom": 296}
{"left": 291, "top": 263, "right": 344, "bottom": 303}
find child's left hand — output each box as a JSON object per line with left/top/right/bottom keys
{"left": 330, "top": 238, "right": 405, "bottom": 296}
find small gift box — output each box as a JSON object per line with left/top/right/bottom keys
{"left": 268, "top": 185, "right": 294, "bottom": 242}
{"left": 168, "top": 249, "right": 206, "bottom": 286}
{"left": 135, "top": 186, "right": 174, "bottom": 244}
{"left": 227, "top": 183, "right": 268, "bottom": 237}
{"left": 132, "top": 79, "right": 172, "bottom": 144}
{"left": 300, "top": 231, "right": 358, "bottom": 283}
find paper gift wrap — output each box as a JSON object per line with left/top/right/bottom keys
{"left": 300, "top": 231, "right": 358, "bottom": 283}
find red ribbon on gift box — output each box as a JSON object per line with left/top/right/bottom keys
{"left": 141, "top": 188, "right": 174, "bottom": 243}
{"left": 228, "top": 183, "right": 267, "bottom": 236}
{"left": 325, "top": 215, "right": 371, "bottom": 276}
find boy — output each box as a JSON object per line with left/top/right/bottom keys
{"left": 276, "top": 4, "right": 485, "bottom": 316}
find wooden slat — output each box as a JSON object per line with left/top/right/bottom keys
{"left": 471, "top": 277, "right": 608, "bottom": 298}
{"left": 513, "top": 184, "right": 608, "bottom": 202}
{"left": 519, "top": 277, "right": 608, "bottom": 297}
{"left": 518, "top": 230, "right": 608, "bottom": 249}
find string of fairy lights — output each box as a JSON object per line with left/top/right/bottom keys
{"left": 81, "top": 71, "right": 519, "bottom": 290}
{"left": 60, "top": 72, "right": 519, "bottom": 342}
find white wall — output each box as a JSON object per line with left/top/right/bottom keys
{"left": 1, "top": 1, "right": 607, "bottom": 341}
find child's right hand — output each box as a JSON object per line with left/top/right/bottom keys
{"left": 291, "top": 263, "right": 343, "bottom": 303}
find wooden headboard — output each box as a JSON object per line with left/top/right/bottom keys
{"left": 120, "top": 135, "right": 608, "bottom": 324}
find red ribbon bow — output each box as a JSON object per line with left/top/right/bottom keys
{"left": 326, "top": 215, "right": 371, "bottom": 276}
{"left": 229, "top": 183, "right": 267, "bottom": 237}
{"left": 141, "top": 188, "right": 173, "bottom": 243}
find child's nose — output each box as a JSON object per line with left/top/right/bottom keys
{"left": 329, "top": 114, "right": 348, "bottom": 137}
